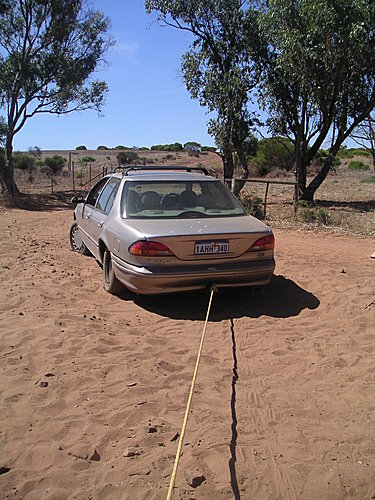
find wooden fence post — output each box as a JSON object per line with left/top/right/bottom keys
{"left": 264, "top": 182, "right": 270, "bottom": 217}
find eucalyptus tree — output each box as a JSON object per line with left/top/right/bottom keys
{"left": 0, "top": 0, "right": 113, "bottom": 196}
{"left": 145, "top": 0, "right": 264, "bottom": 188}
{"left": 260, "top": 0, "right": 375, "bottom": 201}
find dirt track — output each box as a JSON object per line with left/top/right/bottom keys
{"left": 1, "top": 206, "right": 375, "bottom": 499}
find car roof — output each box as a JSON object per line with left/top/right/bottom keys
{"left": 109, "top": 167, "right": 217, "bottom": 183}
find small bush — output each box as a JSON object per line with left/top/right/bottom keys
{"left": 117, "top": 151, "right": 139, "bottom": 165}
{"left": 13, "top": 153, "right": 36, "bottom": 171}
{"left": 76, "top": 145, "right": 87, "bottom": 150}
{"left": 43, "top": 155, "right": 66, "bottom": 174}
{"left": 348, "top": 148, "right": 371, "bottom": 158}
{"left": 337, "top": 148, "right": 353, "bottom": 159}
{"left": 299, "top": 205, "right": 330, "bottom": 224}
{"left": 97, "top": 145, "right": 108, "bottom": 150}
{"left": 348, "top": 160, "right": 370, "bottom": 171}
{"left": 80, "top": 156, "right": 96, "bottom": 164}
{"left": 75, "top": 171, "right": 83, "bottom": 178}
{"left": 362, "top": 175, "right": 375, "bottom": 183}
{"left": 240, "top": 194, "right": 264, "bottom": 219}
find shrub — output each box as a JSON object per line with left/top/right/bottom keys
{"left": 337, "top": 147, "right": 353, "bottom": 159}
{"left": 347, "top": 148, "right": 371, "bottom": 158}
{"left": 239, "top": 194, "right": 264, "bottom": 219}
{"left": 97, "top": 145, "right": 108, "bottom": 150}
{"left": 362, "top": 175, "right": 375, "bottom": 183}
{"left": 114, "top": 145, "right": 126, "bottom": 150}
{"left": 76, "top": 145, "right": 87, "bottom": 150}
{"left": 348, "top": 160, "right": 370, "bottom": 171}
{"left": 75, "top": 171, "right": 83, "bottom": 178}
{"left": 298, "top": 204, "right": 330, "bottom": 224}
{"left": 79, "top": 156, "right": 96, "bottom": 164}
{"left": 13, "top": 153, "right": 36, "bottom": 171}
{"left": 43, "top": 155, "right": 66, "bottom": 174}
{"left": 201, "top": 146, "right": 217, "bottom": 152}
{"left": 117, "top": 151, "right": 139, "bottom": 165}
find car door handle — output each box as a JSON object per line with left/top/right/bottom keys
{"left": 98, "top": 221, "right": 103, "bottom": 227}
{"left": 85, "top": 214, "right": 91, "bottom": 219}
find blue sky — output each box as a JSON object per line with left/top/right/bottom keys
{"left": 13, "top": 1, "right": 216, "bottom": 152}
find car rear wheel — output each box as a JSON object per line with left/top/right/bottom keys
{"left": 70, "top": 221, "right": 90, "bottom": 255}
{"left": 103, "top": 249, "right": 123, "bottom": 294}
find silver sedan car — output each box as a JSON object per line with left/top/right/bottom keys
{"left": 69, "top": 166, "right": 275, "bottom": 295}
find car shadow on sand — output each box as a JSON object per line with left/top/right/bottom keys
{"left": 132, "top": 274, "right": 320, "bottom": 321}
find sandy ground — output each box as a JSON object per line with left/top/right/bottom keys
{"left": 0, "top": 206, "right": 374, "bottom": 499}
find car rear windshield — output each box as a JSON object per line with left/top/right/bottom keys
{"left": 121, "top": 180, "right": 246, "bottom": 218}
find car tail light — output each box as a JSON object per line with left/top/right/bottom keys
{"left": 129, "top": 240, "right": 174, "bottom": 256}
{"left": 247, "top": 234, "right": 275, "bottom": 252}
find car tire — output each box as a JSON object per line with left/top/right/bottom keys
{"left": 70, "top": 221, "right": 91, "bottom": 255}
{"left": 103, "top": 249, "right": 123, "bottom": 294}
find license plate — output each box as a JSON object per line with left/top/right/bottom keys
{"left": 194, "top": 240, "right": 229, "bottom": 255}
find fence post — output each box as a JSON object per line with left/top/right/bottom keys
{"left": 72, "top": 161, "right": 75, "bottom": 192}
{"left": 264, "top": 182, "right": 270, "bottom": 217}
{"left": 50, "top": 173, "right": 54, "bottom": 195}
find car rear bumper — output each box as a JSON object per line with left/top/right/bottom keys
{"left": 112, "top": 254, "right": 275, "bottom": 295}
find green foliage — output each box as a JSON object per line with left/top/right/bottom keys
{"left": 114, "top": 145, "right": 126, "bottom": 150}
{"left": 362, "top": 175, "right": 375, "bottom": 183}
{"left": 79, "top": 156, "right": 96, "bottom": 164}
{"left": 314, "top": 149, "right": 341, "bottom": 171}
{"left": 75, "top": 171, "right": 83, "bottom": 179}
{"left": 243, "top": 135, "right": 259, "bottom": 159}
{"left": 201, "top": 146, "right": 217, "bottom": 152}
{"left": 76, "top": 146, "right": 87, "bottom": 150}
{"left": 184, "top": 141, "right": 201, "bottom": 151}
{"left": 252, "top": 137, "right": 294, "bottom": 176}
{"left": 347, "top": 148, "right": 371, "bottom": 158}
{"left": 117, "top": 151, "right": 139, "bottom": 165}
{"left": 298, "top": 203, "right": 330, "bottom": 225}
{"left": 239, "top": 194, "right": 264, "bottom": 219}
{"left": 260, "top": 0, "right": 375, "bottom": 200}
{"left": 337, "top": 148, "right": 354, "bottom": 159}
{"left": 348, "top": 160, "right": 370, "bottom": 171}
{"left": 13, "top": 153, "right": 36, "bottom": 171}
{"left": 151, "top": 143, "right": 183, "bottom": 152}
{"left": 43, "top": 155, "right": 66, "bottom": 174}
{"left": 97, "top": 145, "right": 109, "bottom": 150}
{"left": 139, "top": 147, "right": 150, "bottom": 151}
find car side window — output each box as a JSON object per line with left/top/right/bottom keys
{"left": 86, "top": 178, "right": 109, "bottom": 207}
{"left": 95, "top": 178, "right": 121, "bottom": 214}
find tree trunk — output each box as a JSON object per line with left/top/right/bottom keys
{"left": 1, "top": 134, "right": 19, "bottom": 196}
{"left": 301, "top": 155, "right": 334, "bottom": 202}
{"left": 295, "top": 130, "right": 306, "bottom": 199}
{"left": 222, "top": 143, "right": 234, "bottom": 189}
{"left": 232, "top": 138, "right": 249, "bottom": 197}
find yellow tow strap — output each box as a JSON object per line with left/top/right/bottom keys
{"left": 166, "top": 287, "right": 216, "bottom": 499}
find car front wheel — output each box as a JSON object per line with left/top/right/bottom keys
{"left": 103, "top": 249, "right": 123, "bottom": 294}
{"left": 69, "top": 221, "right": 90, "bottom": 255}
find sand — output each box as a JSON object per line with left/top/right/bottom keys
{"left": 0, "top": 206, "right": 374, "bottom": 499}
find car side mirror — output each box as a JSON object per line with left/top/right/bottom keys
{"left": 71, "top": 195, "right": 85, "bottom": 204}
